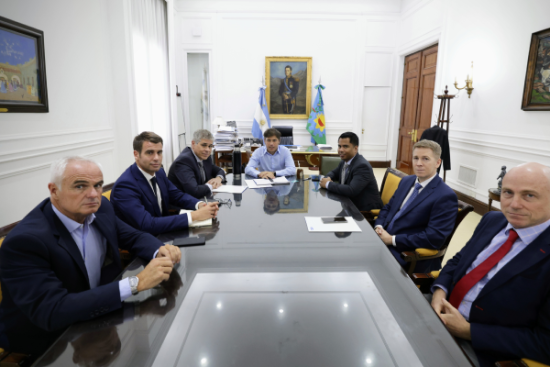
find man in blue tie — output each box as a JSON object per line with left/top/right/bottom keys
{"left": 375, "top": 140, "right": 458, "bottom": 272}
{"left": 244, "top": 128, "right": 296, "bottom": 178}
{"left": 429, "top": 162, "right": 550, "bottom": 366}
{"left": 111, "top": 132, "right": 218, "bottom": 235}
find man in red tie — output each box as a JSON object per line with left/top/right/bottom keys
{"left": 431, "top": 162, "right": 550, "bottom": 366}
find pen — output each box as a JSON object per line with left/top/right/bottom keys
{"left": 204, "top": 196, "right": 208, "bottom": 204}
{"left": 267, "top": 177, "right": 274, "bottom": 182}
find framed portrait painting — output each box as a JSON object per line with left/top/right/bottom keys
{"left": 522, "top": 27, "right": 550, "bottom": 111}
{"left": 265, "top": 56, "right": 311, "bottom": 119}
{"left": 0, "top": 15, "right": 49, "bottom": 113}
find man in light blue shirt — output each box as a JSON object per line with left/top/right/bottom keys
{"left": 245, "top": 128, "right": 296, "bottom": 178}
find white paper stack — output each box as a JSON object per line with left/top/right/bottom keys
{"left": 253, "top": 177, "right": 290, "bottom": 186}
{"left": 304, "top": 217, "right": 362, "bottom": 232}
{"left": 214, "top": 125, "right": 238, "bottom": 152}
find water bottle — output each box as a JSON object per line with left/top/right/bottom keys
{"left": 232, "top": 144, "right": 242, "bottom": 177}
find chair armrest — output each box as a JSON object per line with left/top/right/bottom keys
{"left": 411, "top": 272, "right": 438, "bottom": 294}
{"left": 370, "top": 209, "right": 380, "bottom": 216}
{"left": 496, "top": 360, "right": 550, "bottom": 367}
{"left": 415, "top": 248, "right": 439, "bottom": 257}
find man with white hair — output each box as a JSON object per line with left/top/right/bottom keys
{"left": 0, "top": 156, "right": 179, "bottom": 355}
{"left": 431, "top": 162, "right": 550, "bottom": 366}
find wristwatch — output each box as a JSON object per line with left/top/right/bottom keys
{"left": 273, "top": 172, "right": 276, "bottom": 177}
{"left": 129, "top": 276, "right": 140, "bottom": 295}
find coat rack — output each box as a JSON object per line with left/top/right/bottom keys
{"left": 435, "top": 86, "right": 455, "bottom": 182}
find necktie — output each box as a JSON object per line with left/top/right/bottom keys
{"left": 449, "top": 229, "right": 519, "bottom": 309}
{"left": 341, "top": 164, "right": 348, "bottom": 184}
{"left": 198, "top": 161, "right": 206, "bottom": 184}
{"left": 150, "top": 177, "right": 162, "bottom": 213}
{"left": 387, "top": 182, "right": 423, "bottom": 233}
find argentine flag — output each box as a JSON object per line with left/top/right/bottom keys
{"left": 252, "top": 86, "right": 271, "bottom": 139}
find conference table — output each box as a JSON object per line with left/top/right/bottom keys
{"left": 33, "top": 174, "right": 471, "bottom": 367}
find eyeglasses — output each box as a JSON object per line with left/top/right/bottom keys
{"left": 217, "top": 198, "right": 232, "bottom": 208}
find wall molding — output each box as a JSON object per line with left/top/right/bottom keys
{"left": 400, "top": 0, "right": 435, "bottom": 21}
{"left": 0, "top": 127, "right": 113, "bottom": 143}
{"left": 449, "top": 137, "right": 550, "bottom": 160}
{"left": 451, "top": 128, "right": 550, "bottom": 143}
{"left": 0, "top": 148, "right": 115, "bottom": 180}
{"left": 397, "top": 27, "right": 440, "bottom": 55}
{"left": 0, "top": 138, "right": 115, "bottom": 164}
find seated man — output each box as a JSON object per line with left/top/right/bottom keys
{"left": 168, "top": 129, "right": 225, "bottom": 199}
{"left": 430, "top": 162, "right": 550, "bottom": 366}
{"left": 244, "top": 128, "right": 296, "bottom": 178}
{"left": 0, "top": 156, "right": 179, "bottom": 356}
{"left": 374, "top": 140, "right": 458, "bottom": 272}
{"left": 111, "top": 132, "right": 218, "bottom": 236}
{"left": 320, "top": 132, "right": 383, "bottom": 212}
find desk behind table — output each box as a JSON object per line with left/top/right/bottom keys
{"left": 214, "top": 146, "right": 338, "bottom": 171}
{"left": 34, "top": 174, "right": 472, "bottom": 367}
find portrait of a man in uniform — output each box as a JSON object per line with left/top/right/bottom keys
{"left": 265, "top": 57, "right": 312, "bottom": 119}
{"left": 279, "top": 65, "right": 299, "bottom": 114}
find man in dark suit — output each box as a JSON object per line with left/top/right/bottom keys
{"left": 0, "top": 156, "right": 178, "bottom": 356}
{"left": 278, "top": 65, "right": 299, "bottom": 114}
{"left": 375, "top": 140, "right": 458, "bottom": 272}
{"left": 111, "top": 132, "right": 218, "bottom": 236}
{"left": 168, "top": 129, "right": 225, "bottom": 199}
{"left": 320, "top": 132, "right": 383, "bottom": 212}
{"left": 430, "top": 162, "right": 550, "bottom": 366}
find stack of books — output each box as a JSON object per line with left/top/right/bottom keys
{"left": 214, "top": 125, "right": 238, "bottom": 152}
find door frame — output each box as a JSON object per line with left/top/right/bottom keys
{"left": 388, "top": 31, "right": 446, "bottom": 170}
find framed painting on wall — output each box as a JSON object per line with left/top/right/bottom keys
{"left": 522, "top": 27, "right": 550, "bottom": 111}
{"left": 265, "top": 56, "right": 311, "bottom": 119}
{"left": 0, "top": 15, "right": 49, "bottom": 113}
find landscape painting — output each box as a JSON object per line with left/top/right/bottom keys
{"left": 522, "top": 27, "right": 550, "bottom": 111}
{"left": 0, "top": 16, "right": 48, "bottom": 112}
{"left": 265, "top": 56, "right": 311, "bottom": 119}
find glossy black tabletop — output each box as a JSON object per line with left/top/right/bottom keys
{"left": 33, "top": 174, "right": 471, "bottom": 367}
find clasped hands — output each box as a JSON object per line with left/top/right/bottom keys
{"left": 431, "top": 288, "right": 471, "bottom": 340}
{"left": 320, "top": 176, "right": 331, "bottom": 188}
{"left": 136, "top": 243, "right": 181, "bottom": 293}
{"left": 207, "top": 176, "right": 223, "bottom": 189}
{"left": 374, "top": 226, "right": 393, "bottom": 245}
{"left": 258, "top": 171, "right": 275, "bottom": 179}
{"left": 191, "top": 201, "right": 219, "bottom": 222}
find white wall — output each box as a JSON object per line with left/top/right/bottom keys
{"left": 0, "top": 0, "right": 135, "bottom": 225}
{"left": 394, "top": 0, "right": 550, "bottom": 205}
{"left": 174, "top": 0, "right": 400, "bottom": 153}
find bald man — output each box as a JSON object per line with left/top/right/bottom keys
{"left": 430, "top": 163, "right": 550, "bottom": 366}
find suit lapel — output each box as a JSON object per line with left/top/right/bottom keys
{"left": 131, "top": 164, "right": 162, "bottom": 216}
{"left": 44, "top": 202, "right": 90, "bottom": 287}
{"left": 477, "top": 225, "right": 550, "bottom": 300}
{"left": 398, "top": 175, "right": 441, "bottom": 218}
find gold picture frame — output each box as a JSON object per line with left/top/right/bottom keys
{"left": 265, "top": 56, "right": 312, "bottom": 119}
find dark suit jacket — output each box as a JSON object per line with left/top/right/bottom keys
{"left": 325, "top": 154, "right": 383, "bottom": 212}
{"left": 111, "top": 163, "right": 199, "bottom": 235}
{"left": 420, "top": 126, "right": 451, "bottom": 172}
{"left": 434, "top": 212, "right": 550, "bottom": 365}
{"left": 168, "top": 147, "right": 225, "bottom": 199}
{"left": 0, "top": 197, "right": 161, "bottom": 352}
{"left": 375, "top": 174, "right": 457, "bottom": 272}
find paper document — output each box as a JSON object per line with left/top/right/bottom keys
{"left": 246, "top": 180, "right": 271, "bottom": 189}
{"left": 212, "top": 185, "right": 247, "bottom": 194}
{"left": 180, "top": 209, "right": 212, "bottom": 228}
{"left": 253, "top": 177, "right": 290, "bottom": 186}
{"left": 304, "top": 217, "right": 362, "bottom": 233}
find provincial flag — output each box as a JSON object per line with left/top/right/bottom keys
{"left": 306, "top": 84, "right": 326, "bottom": 144}
{"left": 252, "top": 86, "right": 271, "bottom": 139}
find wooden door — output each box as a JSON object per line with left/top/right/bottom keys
{"left": 395, "top": 44, "right": 438, "bottom": 174}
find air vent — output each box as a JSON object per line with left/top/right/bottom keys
{"left": 458, "top": 165, "right": 477, "bottom": 188}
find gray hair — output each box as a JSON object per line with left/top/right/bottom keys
{"left": 192, "top": 129, "right": 214, "bottom": 143}
{"left": 50, "top": 156, "right": 103, "bottom": 190}
{"left": 413, "top": 140, "right": 442, "bottom": 159}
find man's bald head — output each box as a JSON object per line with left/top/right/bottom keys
{"left": 500, "top": 162, "right": 550, "bottom": 228}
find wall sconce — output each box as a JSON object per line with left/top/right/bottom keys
{"left": 454, "top": 61, "right": 474, "bottom": 98}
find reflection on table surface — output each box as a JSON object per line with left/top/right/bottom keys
{"left": 33, "top": 174, "right": 471, "bottom": 367}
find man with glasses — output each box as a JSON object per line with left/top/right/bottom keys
{"left": 168, "top": 129, "right": 226, "bottom": 199}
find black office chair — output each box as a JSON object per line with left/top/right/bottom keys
{"left": 275, "top": 126, "right": 293, "bottom": 145}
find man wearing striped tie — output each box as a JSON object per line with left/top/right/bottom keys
{"left": 375, "top": 140, "right": 458, "bottom": 272}
{"left": 430, "top": 162, "right": 550, "bottom": 366}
